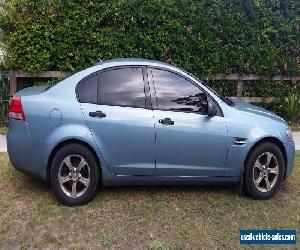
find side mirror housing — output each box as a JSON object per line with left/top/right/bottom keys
{"left": 207, "top": 102, "right": 217, "bottom": 117}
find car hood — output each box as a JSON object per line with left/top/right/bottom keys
{"left": 233, "top": 100, "right": 287, "bottom": 125}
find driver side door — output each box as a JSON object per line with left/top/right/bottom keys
{"left": 149, "top": 68, "right": 229, "bottom": 177}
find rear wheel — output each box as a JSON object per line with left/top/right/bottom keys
{"left": 244, "top": 142, "right": 285, "bottom": 199}
{"left": 51, "top": 143, "right": 99, "bottom": 206}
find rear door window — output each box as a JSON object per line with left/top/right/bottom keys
{"left": 98, "top": 67, "right": 146, "bottom": 108}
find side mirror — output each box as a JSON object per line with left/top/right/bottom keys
{"left": 207, "top": 102, "right": 217, "bottom": 117}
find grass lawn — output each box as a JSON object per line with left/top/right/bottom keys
{"left": 0, "top": 153, "right": 299, "bottom": 249}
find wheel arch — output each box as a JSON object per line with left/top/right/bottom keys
{"left": 46, "top": 139, "right": 101, "bottom": 182}
{"left": 244, "top": 137, "right": 287, "bottom": 179}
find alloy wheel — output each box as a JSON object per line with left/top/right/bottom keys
{"left": 252, "top": 152, "right": 279, "bottom": 193}
{"left": 58, "top": 154, "right": 91, "bottom": 198}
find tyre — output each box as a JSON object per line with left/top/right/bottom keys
{"left": 244, "top": 142, "right": 285, "bottom": 200}
{"left": 51, "top": 143, "right": 100, "bottom": 206}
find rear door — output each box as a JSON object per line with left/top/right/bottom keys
{"left": 78, "top": 66, "right": 155, "bottom": 176}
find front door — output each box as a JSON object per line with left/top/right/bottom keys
{"left": 149, "top": 68, "right": 229, "bottom": 177}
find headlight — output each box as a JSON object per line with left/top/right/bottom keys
{"left": 286, "top": 128, "right": 294, "bottom": 141}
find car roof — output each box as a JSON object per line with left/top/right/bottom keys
{"left": 91, "top": 58, "right": 191, "bottom": 80}
{"left": 62, "top": 58, "right": 186, "bottom": 83}
{"left": 95, "top": 58, "right": 172, "bottom": 67}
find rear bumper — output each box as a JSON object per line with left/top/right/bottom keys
{"left": 7, "top": 119, "right": 50, "bottom": 180}
{"left": 284, "top": 141, "right": 295, "bottom": 178}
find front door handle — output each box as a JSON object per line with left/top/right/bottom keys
{"left": 89, "top": 111, "right": 106, "bottom": 118}
{"left": 159, "top": 117, "right": 174, "bottom": 125}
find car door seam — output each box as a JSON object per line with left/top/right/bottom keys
{"left": 79, "top": 103, "right": 106, "bottom": 163}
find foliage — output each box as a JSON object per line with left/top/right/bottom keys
{"left": 209, "top": 80, "right": 300, "bottom": 118}
{"left": 243, "top": 80, "right": 300, "bottom": 99}
{"left": 284, "top": 88, "right": 300, "bottom": 123}
{"left": 0, "top": 0, "right": 299, "bottom": 76}
{"left": 0, "top": 73, "right": 9, "bottom": 126}
{"left": 243, "top": 80, "right": 300, "bottom": 118}
{"left": 207, "top": 80, "right": 237, "bottom": 97}
{"left": 34, "top": 77, "right": 64, "bottom": 87}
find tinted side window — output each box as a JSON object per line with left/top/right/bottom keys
{"left": 151, "top": 69, "right": 208, "bottom": 113}
{"left": 77, "top": 74, "right": 97, "bottom": 103}
{"left": 99, "top": 67, "right": 145, "bottom": 108}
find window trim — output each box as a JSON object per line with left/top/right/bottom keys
{"left": 76, "top": 65, "right": 151, "bottom": 110}
{"left": 75, "top": 64, "right": 223, "bottom": 116}
{"left": 147, "top": 66, "right": 223, "bottom": 117}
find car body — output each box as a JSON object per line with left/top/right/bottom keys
{"left": 7, "top": 58, "right": 295, "bottom": 205}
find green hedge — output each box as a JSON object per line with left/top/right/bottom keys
{"left": 243, "top": 80, "right": 300, "bottom": 98}
{"left": 210, "top": 80, "right": 299, "bottom": 118}
{"left": 0, "top": 0, "right": 299, "bottom": 76}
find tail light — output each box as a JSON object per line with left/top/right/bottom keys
{"left": 9, "top": 96, "right": 26, "bottom": 121}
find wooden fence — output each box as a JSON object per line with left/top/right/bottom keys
{"left": 9, "top": 70, "right": 69, "bottom": 96}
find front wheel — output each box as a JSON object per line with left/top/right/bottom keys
{"left": 244, "top": 142, "right": 285, "bottom": 200}
{"left": 51, "top": 143, "right": 100, "bottom": 206}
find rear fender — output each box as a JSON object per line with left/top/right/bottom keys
{"left": 45, "top": 124, "right": 111, "bottom": 175}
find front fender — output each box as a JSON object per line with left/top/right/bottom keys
{"left": 224, "top": 120, "right": 287, "bottom": 177}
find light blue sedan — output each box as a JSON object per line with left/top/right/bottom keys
{"left": 7, "top": 59, "right": 295, "bottom": 206}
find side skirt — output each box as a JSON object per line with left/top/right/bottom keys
{"left": 102, "top": 173, "right": 240, "bottom": 187}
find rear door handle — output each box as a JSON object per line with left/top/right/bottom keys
{"left": 89, "top": 111, "right": 106, "bottom": 118}
{"left": 159, "top": 117, "right": 174, "bottom": 125}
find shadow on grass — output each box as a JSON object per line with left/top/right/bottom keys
{"left": 98, "top": 184, "right": 240, "bottom": 195}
